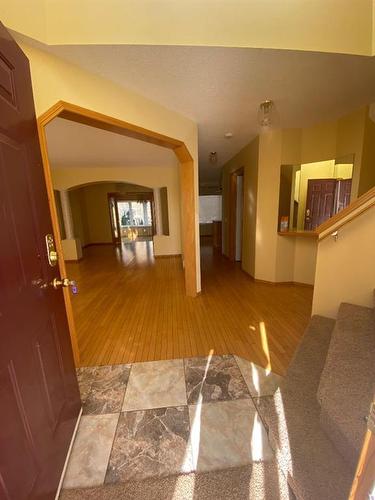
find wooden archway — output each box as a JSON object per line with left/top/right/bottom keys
{"left": 37, "top": 101, "right": 198, "bottom": 365}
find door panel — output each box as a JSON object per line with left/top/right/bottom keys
{"left": 35, "top": 316, "right": 68, "bottom": 432}
{"left": 0, "top": 364, "right": 40, "bottom": 500}
{"left": 304, "top": 178, "right": 337, "bottom": 230}
{"left": 0, "top": 22, "right": 81, "bottom": 499}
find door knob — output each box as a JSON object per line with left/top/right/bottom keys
{"left": 52, "top": 278, "right": 78, "bottom": 294}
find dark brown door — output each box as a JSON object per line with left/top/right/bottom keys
{"left": 304, "top": 178, "right": 337, "bottom": 230}
{"left": 0, "top": 23, "right": 81, "bottom": 500}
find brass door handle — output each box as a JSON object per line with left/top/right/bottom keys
{"left": 32, "top": 277, "right": 78, "bottom": 294}
{"left": 52, "top": 277, "right": 77, "bottom": 290}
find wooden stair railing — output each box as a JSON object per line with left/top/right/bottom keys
{"left": 349, "top": 400, "right": 375, "bottom": 499}
{"left": 317, "top": 186, "right": 375, "bottom": 241}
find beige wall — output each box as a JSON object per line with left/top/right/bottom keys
{"left": 3, "top": 1, "right": 374, "bottom": 55}
{"left": 222, "top": 137, "right": 259, "bottom": 277}
{"left": 16, "top": 40, "right": 200, "bottom": 289}
{"left": 312, "top": 205, "right": 375, "bottom": 318}
{"left": 53, "top": 167, "right": 182, "bottom": 256}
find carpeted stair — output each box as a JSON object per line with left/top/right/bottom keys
{"left": 256, "top": 299, "right": 375, "bottom": 500}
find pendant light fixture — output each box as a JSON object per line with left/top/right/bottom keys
{"left": 258, "top": 100, "right": 275, "bottom": 128}
{"left": 209, "top": 151, "right": 218, "bottom": 164}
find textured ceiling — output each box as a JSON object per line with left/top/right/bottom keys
{"left": 41, "top": 44, "right": 375, "bottom": 185}
{"left": 46, "top": 118, "right": 177, "bottom": 169}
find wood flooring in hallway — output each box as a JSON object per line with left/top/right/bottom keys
{"left": 67, "top": 240, "right": 313, "bottom": 375}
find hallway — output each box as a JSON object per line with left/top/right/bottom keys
{"left": 67, "top": 240, "right": 313, "bottom": 375}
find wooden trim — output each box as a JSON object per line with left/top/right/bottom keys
{"left": 154, "top": 254, "right": 182, "bottom": 259}
{"left": 349, "top": 429, "right": 375, "bottom": 499}
{"left": 174, "top": 144, "right": 194, "bottom": 163}
{"left": 64, "top": 258, "right": 84, "bottom": 263}
{"left": 278, "top": 230, "right": 318, "bottom": 239}
{"left": 317, "top": 185, "right": 375, "bottom": 239}
{"left": 232, "top": 263, "right": 313, "bottom": 288}
{"left": 37, "top": 100, "right": 198, "bottom": 366}
{"left": 179, "top": 159, "right": 197, "bottom": 297}
{"left": 38, "top": 101, "right": 184, "bottom": 150}
{"left": 37, "top": 121, "right": 81, "bottom": 367}
{"left": 110, "top": 192, "right": 154, "bottom": 202}
{"left": 254, "top": 278, "right": 314, "bottom": 288}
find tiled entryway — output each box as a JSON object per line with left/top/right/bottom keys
{"left": 62, "top": 355, "right": 282, "bottom": 490}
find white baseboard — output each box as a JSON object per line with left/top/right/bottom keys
{"left": 55, "top": 407, "right": 83, "bottom": 499}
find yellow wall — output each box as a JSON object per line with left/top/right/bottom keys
{"left": 84, "top": 183, "right": 114, "bottom": 244}
{"left": 2, "top": 0, "right": 374, "bottom": 55}
{"left": 334, "top": 163, "right": 353, "bottom": 178}
{"left": 15, "top": 40, "right": 200, "bottom": 288}
{"left": 312, "top": 205, "right": 375, "bottom": 318}
{"left": 54, "top": 189, "right": 66, "bottom": 239}
{"left": 221, "top": 137, "right": 259, "bottom": 277}
{"left": 255, "top": 129, "right": 283, "bottom": 282}
{"left": 359, "top": 114, "right": 375, "bottom": 196}
{"left": 52, "top": 167, "right": 182, "bottom": 256}
{"left": 69, "top": 187, "right": 90, "bottom": 247}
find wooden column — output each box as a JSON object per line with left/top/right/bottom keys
{"left": 175, "top": 145, "right": 198, "bottom": 297}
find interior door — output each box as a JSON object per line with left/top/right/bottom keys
{"left": 304, "top": 178, "right": 337, "bottom": 230}
{"left": 0, "top": 23, "right": 81, "bottom": 500}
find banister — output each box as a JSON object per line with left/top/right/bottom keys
{"left": 317, "top": 185, "right": 375, "bottom": 240}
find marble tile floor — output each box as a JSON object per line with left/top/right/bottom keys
{"left": 62, "top": 354, "right": 283, "bottom": 490}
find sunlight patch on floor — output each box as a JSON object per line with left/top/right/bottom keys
{"left": 259, "top": 321, "right": 272, "bottom": 375}
{"left": 188, "top": 349, "right": 214, "bottom": 470}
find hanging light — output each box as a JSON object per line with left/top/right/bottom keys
{"left": 209, "top": 151, "right": 218, "bottom": 164}
{"left": 258, "top": 100, "right": 275, "bottom": 128}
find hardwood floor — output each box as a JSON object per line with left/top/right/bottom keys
{"left": 67, "top": 240, "right": 313, "bottom": 375}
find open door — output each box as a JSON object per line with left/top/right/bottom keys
{"left": 0, "top": 23, "right": 81, "bottom": 499}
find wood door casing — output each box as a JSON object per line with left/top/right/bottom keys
{"left": 0, "top": 23, "right": 81, "bottom": 500}
{"left": 336, "top": 178, "right": 352, "bottom": 213}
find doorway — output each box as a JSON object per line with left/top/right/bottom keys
{"left": 229, "top": 167, "right": 244, "bottom": 261}
{"left": 37, "top": 102, "right": 198, "bottom": 366}
{"left": 109, "top": 192, "right": 156, "bottom": 244}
